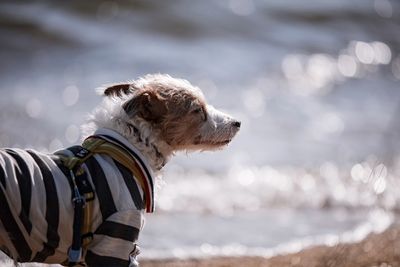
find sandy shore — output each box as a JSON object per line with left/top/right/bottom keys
{"left": 1, "top": 223, "right": 399, "bottom": 267}
{"left": 142, "top": 223, "right": 400, "bottom": 267}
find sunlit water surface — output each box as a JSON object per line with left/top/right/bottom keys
{"left": 0, "top": 0, "right": 399, "bottom": 261}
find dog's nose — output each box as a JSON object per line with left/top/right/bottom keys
{"left": 232, "top": 121, "right": 241, "bottom": 128}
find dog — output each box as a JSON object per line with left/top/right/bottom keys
{"left": 0, "top": 74, "right": 241, "bottom": 267}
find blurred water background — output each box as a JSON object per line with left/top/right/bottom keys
{"left": 0, "top": 0, "right": 400, "bottom": 262}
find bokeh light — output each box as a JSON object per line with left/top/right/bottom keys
{"left": 374, "top": 0, "right": 393, "bottom": 18}
{"left": 25, "top": 98, "right": 42, "bottom": 118}
{"left": 337, "top": 54, "right": 357, "bottom": 77}
{"left": 62, "top": 85, "right": 80, "bottom": 106}
{"left": 65, "top": 124, "right": 80, "bottom": 144}
{"left": 229, "top": 0, "right": 255, "bottom": 16}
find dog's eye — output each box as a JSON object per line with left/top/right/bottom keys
{"left": 192, "top": 108, "right": 202, "bottom": 114}
{"left": 191, "top": 107, "right": 207, "bottom": 121}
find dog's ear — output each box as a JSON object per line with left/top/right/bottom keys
{"left": 104, "top": 84, "right": 131, "bottom": 97}
{"left": 100, "top": 83, "right": 139, "bottom": 97}
{"left": 123, "top": 91, "right": 167, "bottom": 122}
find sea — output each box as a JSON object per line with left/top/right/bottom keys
{"left": 0, "top": 0, "right": 399, "bottom": 263}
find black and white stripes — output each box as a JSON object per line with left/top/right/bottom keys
{"left": 0, "top": 129, "right": 155, "bottom": 266}
{"left": 28, "top": 151, "right": 60, "bottom": 263}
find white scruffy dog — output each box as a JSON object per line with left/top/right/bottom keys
{"left": 86, "top": 74, "right": 241, "bottom": 172}
{"left": 0, "top": 74, "right": 240, "bottom": 267}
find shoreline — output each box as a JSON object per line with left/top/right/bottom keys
{"left": 0, "top": 223, "right": 398, "bottom": 267}
{"left": 142, "top": 223, "right": 400, "bottom": 267}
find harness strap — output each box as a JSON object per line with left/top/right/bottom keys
{"left": 59, "top": 137, "right": 151, "bottom": 266}
{"left": 83, "top": 138, "right": 152, "bottom": 212}
{"left": 69, "top": 170, "right": 85, "bottom": 266}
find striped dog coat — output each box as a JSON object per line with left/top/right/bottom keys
{"left": 0, "top": 128, "right": 155, "bottom": 266}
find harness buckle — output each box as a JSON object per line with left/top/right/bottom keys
{"left": 70, "top": 170, "right": 86, "bottom": 207}
{"left": 76, "top": 148, "right": 90, "bottom": 158}
{"left": 72, "top": 187, "right": 86, "bottom": 206}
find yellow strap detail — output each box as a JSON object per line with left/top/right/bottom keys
{"left": 90, "top": 143, "right": 147, "bottom": 191}
{"left": 81, "top": 195, "right": 93, "bottom": 249}
{"left": 82, "top": 138, "right": 106, "bottom": 152}
{"left": 58, "top": 138, "right": 106, "bottom": 171}
{"left": 61, "top": 157, "right": 79, "bottom": 170}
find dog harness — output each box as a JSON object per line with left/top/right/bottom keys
{"left": 0, "top": 128, "right": 155, "bottom": 267}
{"left": 57, "top": 134, "right": 155, "bottom": 266}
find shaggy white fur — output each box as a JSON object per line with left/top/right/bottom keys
{"left": 81, "top": 97, "right": 170, "bottom": 173}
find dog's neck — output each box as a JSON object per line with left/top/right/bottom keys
{"left": 123, "top": 121, "right": 169, "bottom": 171}
{"left": 108, "top": 116, "right": 173, "bottom": 172}
{"left": 83, "top": 101, "right": 174, "bottom": 172}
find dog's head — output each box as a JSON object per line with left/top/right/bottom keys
{"left": 101, "top": 74, "right": 240, "bottom": 152}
